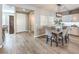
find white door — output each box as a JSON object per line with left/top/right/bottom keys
{"left": 16, "top": 13, "right": 28, "bottom": 33}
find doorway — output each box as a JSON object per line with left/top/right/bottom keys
{"left": 16, "top": 11, "right": 35, "bottom": 36}
{"left": 9, "top": 15, "right": 14, "bottom": 34}
{"left": 2, "top": 14, "right": 15, "bottom": 34}
{"left": 16, "top": 13, "right": 28, "bottom": 33}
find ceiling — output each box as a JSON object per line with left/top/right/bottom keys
{"left": 30, "top": 4, "right": 57, "bottom": 11}
{"left": 63, "top": 4, "right": 79, "bottom": 10}
{"left": 29, "top": 4, "right": 79, "bottom": 12}
{"left": 14, "top": 4, "right": 79, "bottom": 12}
{"left": 16, "top": 7, "right": 32, "bottom": 13}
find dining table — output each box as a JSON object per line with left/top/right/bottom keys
{"left": 50, "top": 27, "right": 67, "bottom": 46}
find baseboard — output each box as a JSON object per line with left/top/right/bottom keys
{"left": 16, "top": 31, "right": 29, "bottom": 34}
{"left": 34, "top": 34, "right": 46, "bottom": 38}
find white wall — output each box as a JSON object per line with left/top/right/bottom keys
{"left": 0, "top": 4, "right": 2, "bottom": 47}
{"left": 16, "top": 13, "right": 28, "bottom": 33}
{"left": 34, "top": 9, "right": 56, "bottom": 37}
{"left": 2, "top": 13, "right": 15, "bottom": 26}
{"left": 29, "top": 12, "right": 35, "bottom": 32}
{"left": 13, "top": 4, "right": 56, "bottom": 37}
{"left": 2, "top": 5, "right": 15, "bottom": 13}
{"left": 40, "top": 15, "right": 55, "bottom": 27}
{"left": 2, "top": 5, "right": 16, "bottom": 34}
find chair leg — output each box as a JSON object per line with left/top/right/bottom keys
{"left": 50, "top": 38, "right": 53, "bottom": 46}
{"left": 65, "top": 34, "right": 69, "bottom": 43}
{"left": 65, "top": 36, "right": 67, "bottom": 43}
{"left": 56, "top": 37, "right": 58, "bottom": 47}
{"left": 46, "top": 36, "right": 49, "bottom": 44}
{"left": 67, "top": 34, "right": 69, "bottom": 43}
{"left": 62, "top": 37, "right": 64, "bottom": 46}
{"left": 56, "top": 42, "right": 58, "bottom": 47}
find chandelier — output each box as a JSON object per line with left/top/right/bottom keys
{"left": 56, "top": 4, "right": 62, "bottom": 17}
{"left": 56, "top": 4, "right": 69, "bottom": 17}
{"left": 54, "top": 4, "right": 65, "bottom": 26}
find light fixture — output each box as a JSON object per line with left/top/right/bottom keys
{"left": 54, "top": 4, "right": 63, "bottom": 26}
{"left": 56, "top": 4, "right": 62, "bottom": 17}
{"left": 56, "top": 4, "right": 69, "bottom": 16}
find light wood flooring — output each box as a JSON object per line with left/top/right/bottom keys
{"left": 0, "top": 32, "right": 79, "bottom": 54}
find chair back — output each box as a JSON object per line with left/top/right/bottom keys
{"left": 45, "top": 27, "right": 52, "bottom": 37}
{"left": 63, "top": 26, "right": 70, "bottom": 37}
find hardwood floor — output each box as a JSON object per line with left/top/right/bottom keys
{"left": 0, "top": 32, "right": 79, "bottom": 54}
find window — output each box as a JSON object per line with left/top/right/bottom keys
{"left": 40, "top": 15, "right": 47, "bottom": 26}
{"left": 40, "top": 15, "right": 55, "bottom": 27}
{"left": 48, "top": 16, "right": 55, "bottom": 26}
{"left": 2, "top": 5, "right": 15, "bottom": 13}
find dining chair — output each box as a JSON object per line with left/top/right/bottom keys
{"left": 45, "top": 27, "right": 56, "bottom": 46}
{"left": 58, "top": 32, "right": 64, "bottom": 46}
{"left": 64, "top": 26, "right": 70, "bottom": 43}
{"left": 58, "top": 26, "right": 70, "bottom": 46}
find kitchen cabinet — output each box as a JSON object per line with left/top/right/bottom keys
{"left": 70, "top": 27, "right": 79, "bottom": 36}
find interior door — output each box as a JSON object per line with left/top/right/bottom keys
{"left": 16, "top": 13, "right": 28, "bottom": 33}
{"left": 9, "top": 15, "right": 14, "bottom": 34}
